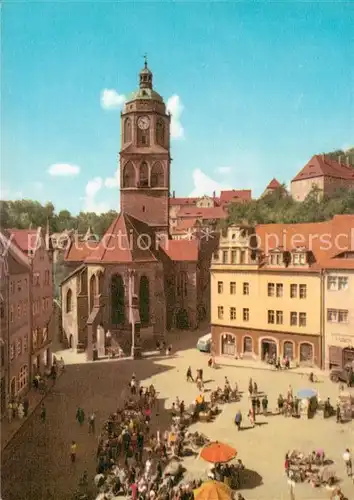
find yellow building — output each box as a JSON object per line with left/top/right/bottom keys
{"left": 325, "top": 267, "right": 354, "bottom": 369}
{"left": 211, "top": 215, "right": 354, "bottom": 368}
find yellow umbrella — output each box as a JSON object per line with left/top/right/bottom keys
{"left": 193, "top": 481, "right": 232, "bottom": 500}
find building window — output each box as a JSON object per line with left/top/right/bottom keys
{"left": 218, "top": 306, "right": 224, "bottom": 320}
{"left": 16, "top": 338, "right": 22, "bottom": 356}
{"left": 23, "top": 301, "right": 27, "bottom": 317}
{"left": 267, "top": 283, "right": 275, "bottom": 297}
{"left": 276, "top": 283, "right": 283, "bottom": 297}
{"left": 290, "top": 284, "right": 297, "bottom": 298}
{"left": 240, "top": 250, "right": 246, "bottom": 264}
{"left": 10, "top": 305, "right": 14, "bottom": 323}
{"left": 10, "top": 343, "right": 15, "bottom": 361}
{"left": 17, "top": 303, "right": 21, "bottom": 318}
{"left": 290, "top": 312, "right": 297, "bottom": 326}
{"left": 66, "top": 289, "right": 73, "bottom": 313}
{"left": 338, "top": 277, "right": 348, "bottom": 290}
{"left": 243, "top": 308, "right": 249, "bottom": 321}
{"left": 33, "top": 273, "right": 40, "bottom": 286}
{"left": 230, "top": 307, "right": 236, "bottom": 320}
{"left": 230, "top": 282, "right": 236, "bottom": 294}
{"left": 17, "top": 280, "right": 22, "bottom": 291}
{"left": 299, "top": 312, "right": 307, "bottom": 327}
{"left": 222, "top": 251, "right": 228, "bottom": 264}
{"left": 42, "top": 298, "right": 46, "bottom": 311}
{"left": 44, "top": 270, "right": 50, "bottom": 285}
{"left": 18, "top": 365, "right": 29, "bottom": 391}
{"left": 276, "top": 310, "right": 283, "bottom": 325}
{"left": 327, "top": 309, "right": 349, "bottom": 323}
{"left": 213, "top": 251, "right": 219, "bottom": 260}
{"left": 0, "top": 343, "right": 5, "bottom": 367}
{"left": 327, "top": 276, "right": 348, "bottom": 291}
{"left": 217, "top": 281, "right": 223, "bottom": 294}
{"left": 339, "top": 310, "right": 349, "bottom": 323}
{"left": 243, "top": 336, "right": 253, "bottom": 353}
{"left": 243, "top": 282, "right": 249, "bottom": 295}
{"left": 10, "top": 281, "right": 14, "bottom": 294}
{"left": 0, "top": 301, "right": 4, "bottom": 319}
{"left": 24, "top": 278, "right": 28, "bottom": 288}
{"left": 268, "top": 310, "right": 275, "bottom": 324}
{"left": 299, "top": 284, "right": 307, "bottom": 299}
{"left": 23, "top": 335, "right": 28, "bottom": 352}
{"left": 231, "top": 250, "right": 237, "bottom": 264}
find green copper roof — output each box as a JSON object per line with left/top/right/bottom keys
{"left": 127, "top": 88, "right": 163, "bottom": 102}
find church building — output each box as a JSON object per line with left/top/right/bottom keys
{"left": 61, "top": 61, "right": 217, "bottom": 359}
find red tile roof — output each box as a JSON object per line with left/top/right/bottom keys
{"left": 256, "top": 214, "right": 354, "bottom": 270}
{"left": 219, "top": 190, "right": 252, "bottom": 204}
{"left": 266, "top": 178, "right": 282, "bottom": 189}
{"left": 169, "top": 197, "right": 198, "bottom": 207}
{"left": 8, "top": 229, "right": 40, "bottom": 253}
{"left": 65, "top": 240, "right": 98, "bottom": 262}
{"left": 292, "top": 155, "right": 354, "bottom": 182}
{"left": 177, "top": 206, "right": 226, "bottom": 220}
{"left": 161, "top": 239, "right": 199, "bottom": 261}
{"left": 85, "top": 213, "right": 158, "bottom": 264}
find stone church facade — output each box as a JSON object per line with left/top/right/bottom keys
{"left": 61, "top": 62, "right": 217, "bottom": 359}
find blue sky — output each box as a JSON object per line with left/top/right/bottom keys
{"left": 2, "top": 0, "right": 354, "bottom": 214}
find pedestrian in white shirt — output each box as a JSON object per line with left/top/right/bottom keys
{"left": 342, "top": 448, "right": 352, "bottom": 476}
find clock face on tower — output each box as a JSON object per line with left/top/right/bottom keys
{"left": 137, "top": 116, "right": 150, "bottom": 130}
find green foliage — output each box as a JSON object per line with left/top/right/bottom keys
{"left": 226, "top": 187, "right": 354, "bottom": 226}
{"left": 325, "top": 147, "right": 354, "bottom": 166}
{"left": 0, "top": 199, "right": 118, "bottom": 237}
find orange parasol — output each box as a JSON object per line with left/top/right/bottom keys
{"left": 200, "top": 441, "right": 237, "bottom": 463}
{"left": 193, "top": 480, "right": 232, "bottom": 500}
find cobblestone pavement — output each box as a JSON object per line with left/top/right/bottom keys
{"left": 1, "top": 333, "right": 354, "bottom": 500}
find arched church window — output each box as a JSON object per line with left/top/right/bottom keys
{"left": 151, "top": 162, "right": 164, "bottom": 188}
{"left": 123, "top": 162, "right": 136, "bottom": 188}
{"left": 124, "top": 118, "right": 132, "bottom": 143}
{"left": 156, "top": 119, "right": 165, "bottom": 146}
{"left": 139, "top": 162, "right": 149, "bottom": 187}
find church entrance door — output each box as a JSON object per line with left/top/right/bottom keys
{"left": 175, "top": 309, "right": 189, "bottom": 330}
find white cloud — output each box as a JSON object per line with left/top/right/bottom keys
{"left": 216, "top": 167, "right": 233, "bottom": 175}
{"left": 104, "top": 168, "right": 120, "bottom": 188}
{"left": 82, "top": 171, "right": 120, "bottom": 213}
{"left": 47, "top": 163, "right": 80, "bottom": 176}
{"left": 82, "top": 177, "right": 110, "bottom": 213}
{"left": 189, "top": 169, "right": 232, "bottom": 197}
{"left": 101, "top": 89, "right": 126, "bottom": 110}
{"left": 167, "top": 95, "right": 184, "bottom": 139}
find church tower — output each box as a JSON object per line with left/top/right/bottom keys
{"left": 120, "top": 59, "right": 171, "bottom": 237}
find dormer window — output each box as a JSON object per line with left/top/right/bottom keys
{"left": 269, "top": 252, "right": 283, "bottom": 265}
{"left": 293, "top": 252, "right": 306, "bottom": 265}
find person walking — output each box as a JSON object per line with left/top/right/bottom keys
{"left": 70, "top": 440, "right": 77, "bottom": 463}
{"left": 76, "top": 407, "right": 85, "bottom": 426}
{"left": 186, "top": 366, "right": 194, "bottom": 382}
{"left": 343, "top": 448, "right": 352, "bottom": 476}
{"left": 40, "top": 404, "right": 46, "bottom": 422}
{"left": 88, "top": 412, "right": 96, "bottom": 434}
{"left": 234, "top": 410, "right": 242, "bottom": 431}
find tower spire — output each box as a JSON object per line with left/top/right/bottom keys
{"left": 139, "top": 55, "right": 153, "bottom": 89}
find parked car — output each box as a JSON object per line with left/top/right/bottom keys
{"left": 330, "top": 365, "right": 354, "bottom": 384}
{"left": 197, "top": 333, "right": 212, "bottom": 353}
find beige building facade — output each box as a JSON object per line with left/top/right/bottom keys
{"left": 325, "top": 269, "right": 354, "bottom": 369}
{"left": 211, "top": 226, "right": 322, "bottom": 366}
{"left": 211, "top": 216, "right": 354, "bottom": 369}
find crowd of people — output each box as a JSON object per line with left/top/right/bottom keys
{"left": 72, "top": 371, "right": 248, "bottom": 500}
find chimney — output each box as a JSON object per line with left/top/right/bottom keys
{"left": 321, "top": 153, "right": 325, "bottom": 161}
{"left": 173, "top": 190, "right": 175, "bottom": 198}
{"left": 213, "top": 190, "right": 216, "bottom": 198}
{"left": 338, "top": 155, "right": 341, "bottom": 164}
{"left": 347, "top": 157, "right": 350, "bottom": 167}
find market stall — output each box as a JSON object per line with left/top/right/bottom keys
{"left": 297, "top": 388, "right": 318, "bottom": 419}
